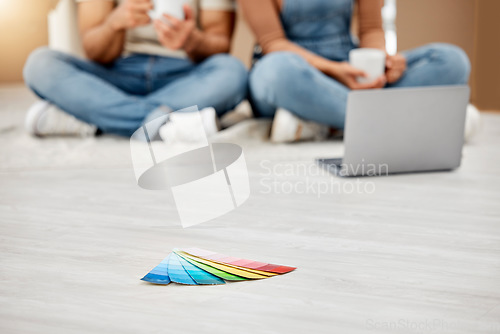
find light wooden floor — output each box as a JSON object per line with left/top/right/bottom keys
{"left": 1, "top": 85, "right": 499, "bottom": 334}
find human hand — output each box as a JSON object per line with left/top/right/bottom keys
{"left": 327, "top": 62, "right": 386, "bottom": 90}
{"left": 154, "top": 4, "right": 198, "bottom": 50}
{"left": 107, "top": 0, "right": 153, "bottom": 31}
{"left": 385, "top": 53, "right": 407, "bottom": 83}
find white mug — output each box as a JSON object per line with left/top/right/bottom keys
{"left": 149, "top": 0, "right": 187, "bottom": 21}
{"left": 349, "top": 48, "right": 386, "bottom": 83}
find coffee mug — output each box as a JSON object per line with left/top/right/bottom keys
{"left": 149, "top": 0, "right": 187, "bottom": 21}
{"left": 349, "top": 48, "right": 386, "bottom": 83}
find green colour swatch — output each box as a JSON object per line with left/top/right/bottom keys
{"left": 174, "top": 249, "right": 248, "bottom": 281}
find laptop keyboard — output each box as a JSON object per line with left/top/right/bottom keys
{"left": 318, "top": 158, "right": 343, "bottom": 167}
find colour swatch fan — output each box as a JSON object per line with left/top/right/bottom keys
{"left": 141, "top": 248, "right": 296, "bottom": 285}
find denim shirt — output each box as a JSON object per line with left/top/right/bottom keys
{"left": 254, "top": 0, "right": 356, "bottom": 62}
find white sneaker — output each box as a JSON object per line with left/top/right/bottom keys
{"left": 464, "top": 104, "right": 481, "bottom": 142}
{"left": 220, "top": 100, "right": 253, "bottom": 128}
{"left": 199, "top": 107, "right": 220, "bottom": 137}
{"left": 25, "top": 101, "right": 96, "bottom": 137}
{"left": 159, "top": 107, "right": 219, "bottom": 145}
{"left": 270, "top": 108, "right": 329, "bottom": 143}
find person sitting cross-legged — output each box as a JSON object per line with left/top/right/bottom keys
{"left": 239, "top": 0, "right": 479, "bottom": 143}
{"left": 24, "top": 0, "right": 248, "bottom": 139}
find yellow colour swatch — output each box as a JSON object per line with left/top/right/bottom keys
{"left": 176, "top": 251, "right": 274, "bottom": 279}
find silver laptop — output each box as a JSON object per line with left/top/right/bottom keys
{"left": 317, "top": 85, "right": 470, "bottom": 177}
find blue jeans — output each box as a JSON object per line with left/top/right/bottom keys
{"left": 23, "top": 47, "right": 248, "bottom": 137}
{"left": 249, "top": 43, "right": 471, "bottom": 128}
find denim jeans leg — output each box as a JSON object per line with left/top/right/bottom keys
{"left": 23, "top": 47, "right": 161, "bottom": 137}
{"left": 144, "top": 54, "right": 248, "bottom": 116}
{"left": 249, "top": 52, "right": 349, "bottom": 128}
{"left": 389, "top": 43, "right": 471, "bottom": 88}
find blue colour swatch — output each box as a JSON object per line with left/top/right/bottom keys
{"left": 177, "top": 254, "right": 225, "bottom": 285}
{"left": 141, "top": 254, "right": 171, "bottom": 285}
{"left": 167, "top": 253, "right": 197, "bottom": 285}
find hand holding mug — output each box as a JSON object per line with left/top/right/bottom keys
{"left": 154, "top": 4, "right": 197, "bottom": 50}
{"left": 327, "top": 62, "right": 386, "bottom": 90}
{"left": 108, "top": 0, "right": 153, "bottom": 30}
